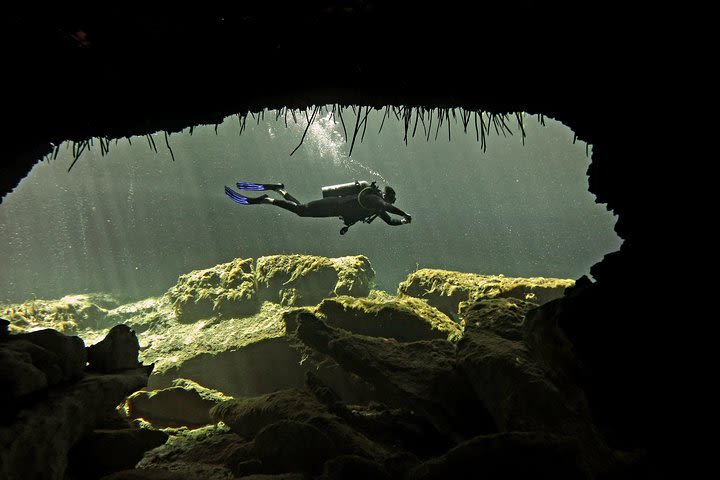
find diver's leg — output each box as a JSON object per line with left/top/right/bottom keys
{"left": 227, "top": 186, "right": 338, "bottom": 217}
{"left": 266, "top": 197, "right": 340, "bottom": 217}
{"left": 236, "top": 181, "right": 301, "bottom": 203}
{"left": 265, "top": 198, "right": 305, "bottom": 214}
{"left": 277, "top": 188, "right": 301, "bottom": 204}
{"left": 293, "top": 197, "right": 341, "bottom": 217}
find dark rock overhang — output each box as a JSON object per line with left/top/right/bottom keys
{"left": 3, "top": 4, "right": 659, "bottom": 244}
{"left": 2, "top": 4, "right": 684, "bottom": 474}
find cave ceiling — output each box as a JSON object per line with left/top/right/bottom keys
{"left": 4, "top": 3, "right": 655, "bottom": 234}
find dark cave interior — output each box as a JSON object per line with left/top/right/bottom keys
{"left": 2, "top": 3, "right": 681, "bottom": 479}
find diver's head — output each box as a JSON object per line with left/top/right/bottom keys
{"left": 383, "top": 186, "right": 396, "bottom": 204}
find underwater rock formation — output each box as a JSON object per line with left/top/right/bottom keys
{"left": 398, "top": 268, "right": 574, "bottom": 317}
{"left": 0, "top": 328, "right": 86, "bottom": 403}
{"left": 406, "top": 432, "right": 585, "bottom": 480}
{"left": 87, "top": 324, "right": 143, "bottom": 373}
{"left": 124, "top": 378, "right": 232, "bottom": 428}
{"left": 66, "top": 428, "right": 169, "bottom": 479}
{"left": 3, "top": 256, "right": 631, "bottom": 478}
{"left": 315, "top": 293, "right": 461, "bottom": 342}
{"left": 143, "top": 302, "right": 311, "bottom": 395}
{"left": 0, "top": 326, "right": 154, "bottom": 480}
{"left": 163, "top": 254, "right": 374, "bottom": 323}
{"left": 294, "top": 312, "right": 496, "bottom": 439}
{"left": 460, "top": 297, "right": 539, "bottom": 341}
{"left": 206, "top": 388, "right": 395, "bottom": 476}
{"left": 255, "top": 255, "right": 374, "bottom": 306}
{"left": 167, "top": 257, "right": 259, "bottom": 323}
{"left": 1, "top": 293, "right": 120, "bottom": 335}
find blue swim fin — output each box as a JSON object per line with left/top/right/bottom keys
{"left": 225, "top": 186, "right": 249, "bottom": 205}
{"left": 225, "top": 186, "right": 269, "bottom": 205}
{"left": 236, "top": 182, "right": 285, "bottom": 191}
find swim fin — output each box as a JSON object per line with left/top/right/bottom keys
{"left": 225, "top": 186, "right": 249, "bottom": 204}
{"left": 236, "top": 182, "right": 285, "bottom": 191}
{"left": 225, "top": 186, "right": 269, "bottom": 205}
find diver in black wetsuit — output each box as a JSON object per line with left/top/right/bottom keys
{"left": 225, "top": 181, "right": 412, "bottom": 235}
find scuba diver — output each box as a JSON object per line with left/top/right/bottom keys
{"left": 224, "top": 180, "right": 412, "bottom": 235}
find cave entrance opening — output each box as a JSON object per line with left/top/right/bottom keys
{"left": 0, "top": 106, "right": 620, "bottom": 304}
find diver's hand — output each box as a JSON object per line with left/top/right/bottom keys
{"left": 401, "top": 214, "right": 412, "bottom": 224}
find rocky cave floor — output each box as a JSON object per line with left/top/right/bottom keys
{"left": 1, "top": 254, "right": 650, "bottom": 479}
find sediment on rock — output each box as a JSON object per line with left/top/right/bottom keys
{"left": 124, "top": 378, "right": 232, "bottom": 428}
{"left": 167, "top": 257, "right": 259, "bottom": 323}
{"left": 255, "top": 254, "right": 374, "bottom": 306}
{"left": 398, "top": 268, "right": 574, "bottom": 317}
{"left": 315, "top": 294, "right": 461, "bottom": 342}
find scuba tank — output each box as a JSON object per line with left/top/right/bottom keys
{"left": 321, "top": 180, "right": 372, "bottom": 198}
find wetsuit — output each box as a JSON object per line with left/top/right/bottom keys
{"left": 269, "top": 188, "right": 409, "bottom": 226}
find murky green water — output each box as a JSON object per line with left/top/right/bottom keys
{"left": 0, "top": 108, "right": 620, "bottom": 303}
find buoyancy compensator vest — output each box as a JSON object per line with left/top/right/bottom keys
{"left": 321, "top": 181, "right": 381, "bottom": 235}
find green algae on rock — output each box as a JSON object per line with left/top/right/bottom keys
{"left": 460, "top": 298, "right": 539, "bottom": 341}
{"left": 124, "top": 378, "right": 232, "bottom": 429}
{"left": 398, "top": 268, "right": 574, "bottom": 317}
{"left": 143, "top": 301, "right": 295, "bottom": 394}
{"left": 255, "top": 255, "right": 374, "bottom": 306}
{"left": 164, "top": 255, "right": 374, "bottom": 322}
{"left": 315, "top": 293, "right": 462, "bottom": 342}
{"left": 1, "top": 293, "right": 121, "bottom": 335}
{"left": 167, "top": 258, "right": 258, "bottom": 323}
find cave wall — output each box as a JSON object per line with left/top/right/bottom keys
{"left": 4, "top": 2, "right": 675, "bottom": 473}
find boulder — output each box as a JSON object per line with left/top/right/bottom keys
{"left": 0, "top": 346, "right": 49, "bottom": 399}
{"left": 1, "top": 294, "right": 118, "bottom": 334}
{"left": 105, "top": 297, "right": 171, "bottom": 334}
{"left": 406, "top": 432, "right": 586, "bottom": 480}
{"left": 66, "top": 428, "right": 169, "bottom": 479}
{"left": 255, "top": 255, "right": 374, "bottom": 306}
{"left": 14, "top": 328, "right": 86, "bottom": 382}
{"left": 398, "top": 268, "right": 574, "bottom": 316}
{"left": 253, "top": 420, "right": 336, "bottom": 473}
{"left": 144, "top": 301, "right": 299, "bottom": 394}
{"left": 87, "top": 324, "right": 142, "bottom": 373}
{"left": 166, "top": 257, "right": 258, "bottom": 323}
{"left": 137, "top": 424, "right": 254, "bottom": 478}
{"left": 211, "top": 389, "right": 387, "bottom": 460}
{"left": 145, "top": 303, "right": 372, "bottom": 404}
{"left": 210, "top": 388, "right": 329, "bottom": 438}
{"left": 456, "top": 329, "right": 585, "bottom": 434}
{"left": 315, "top": 293, "right": 461, "bottom": 342}
{"left": 124, "top": 379, "right": 232, "bottom": 428}
{"left": 322, "top": 455, "right": 391, "bottom": 480}
{"left": 0, "top": 369, "right": 150, "bottom": 480}
{"left": 460, "top": 297, "right": 539, "bottom": 341}
{"left": 295, "top": 312, "right": 496, "bottom": 439}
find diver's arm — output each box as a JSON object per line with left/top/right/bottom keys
{"left": 381, "top": 201, "right": 411, "bottom": 223}
{"left": 378, "top": 211, "right": 405, "bottom": 226}
{"left": 384, "top": 203, "right": 409, "bottom": 218}
{"left": 363, "top": 194, "right": 411, "bottom": 221}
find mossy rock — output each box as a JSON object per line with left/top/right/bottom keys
{"left": 1, "top": 294, "right": 119, "bottom": 334}
{"left": 315, "top": 293, "right": 461, "bottom": 342}
{"left": 398, "top": 269, "right": 574, "bottom": 317}
{"left": 167, "top": 258, "right": 259, "bottom": 323}
{"left": 210, "top": 388, "right": 331, "bottom": 438}
{"left": 255, "top": 255, "right": 374, "bottom": 306}
{"left": 460, "top": 298, "right": 539, "bottom": 341}
{"left": 124, "top": 378, "right": 232, "bottom": 428}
